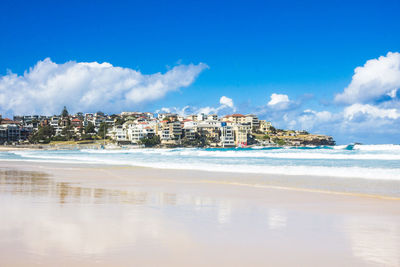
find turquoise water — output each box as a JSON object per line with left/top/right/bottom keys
{"left": 2, "top": 144, "right": 400, "bottom": 180}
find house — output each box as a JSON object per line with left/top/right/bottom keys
{"left": 71, "top": 118, "right": 82, "bottom": 127}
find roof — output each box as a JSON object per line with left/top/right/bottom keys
{"left": 1, "top": 118, "right": 20, "bottom": 125}
{"left": 71, "top": 118, "right": 81, "bottom": 122}
{"left": 224, "top": 114, "right": 245, "bottom": 118}
{"left": 182, "top": 119, "right": 193, "bottom": 122}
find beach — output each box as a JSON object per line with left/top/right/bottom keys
{"left": 0, "top": 160, "right": 399, "bottom": 266}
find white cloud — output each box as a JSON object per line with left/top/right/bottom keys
{"left": 267, "top": 93, "right": 292, "bottom": 110}
{"left": 343, "top": 103, "right": 400, "bottom": 120}
{"left": 219, "top": 96, "right": 234, "bottom": 109}
{"left": 335, "top": 52, "right": 400, "bottom": 104}
{"left": 157, "top": 96, "right": 235, "bottom": 116}
{"left": 268, "top": 93, "right": 290, "bottom": 106}
{"left": 0, "top": 58, "right": 208, "bottom": 115}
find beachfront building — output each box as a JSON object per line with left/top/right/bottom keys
{"left": 122, "top": 121, "right": 156, "bottom": 144}
{"left": 112, "top": 125, "right": 128, "bottom": 141}
{"left": 233, "top": 124, "right": 251, "bottom": 146}
{"left": 156, "top": 121, "right": 182, "bottom": 144}
{"left": 197, "top": 121, "right": 221, "bottom": 140}
{"left": 0, "top": 120, "right": 21, "bottom": 144}
{"left": 220, "top": 123, "right": 235, "bottom": 147}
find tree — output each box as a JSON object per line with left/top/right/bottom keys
{"left": 114, "top": 116, "right": 125, "bottom": 126}
{"left": 98, "top": 122, "right": 108, "bottom": 138}
{"left": 29, "top": 125, "right": 55, "bottom": 143}
{"left": 61, "top": 106, "right": 69, "bottom": 117}
{"left": 139, "top": 135, "right": 161, "bottom": 147}
{"left": 181, "top": 132, "right": 207, "bottom": 147}
{"left": 61, "top": 125, "right": 74, "bottom": 140}
{"left": 85, "top": 122, "right": 95, "bottom": 134}
{"left": 273, "top": 138, "right": 286, "bottom": 146}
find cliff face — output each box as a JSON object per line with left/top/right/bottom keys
{"left": 254, "top": 133, "right": 335, "bottom": 146}
{"left": 295, "top": 135, "right": 335, "bottom": 146}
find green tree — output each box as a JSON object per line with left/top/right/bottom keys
{"left": 29, "top": 125, "right": 55, "bottom": 143}
{"left": 273, "top": 138, "right": 286, "bottom": 146}
{"left": 114, "top": 116, "right": 125, "bottom": 126}
{"left": 181, "top": 132, "right": 207, "bottom": 147}
{"left": 61, "top": 106, "right": 69, "bottom": 117}
{"left": 139, "top": 135, "right": 161, "bottom": 147}
{"left": 85, "top": 122, "right": 95, "bottom": 134}
{"left": 60, "top": 125, "right": 74, "bottom": 140}
{"left": 98, "top": 122, "right": 108, "bottom": 138}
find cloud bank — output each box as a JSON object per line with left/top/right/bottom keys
{"left": 0, "top": 58, "right": 208, "bottom": 115}
{"left": 256, "top": 52, "right": 400, "bottom": 143}
{"left": 335, "top": 52, "right": 400, "bottom": 104}
{"left": 157, "top": 96, "right": 236, "bottom": 116}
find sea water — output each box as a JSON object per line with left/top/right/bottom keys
{"left": 2, "top": 144, "right": 400, "bottom": 180}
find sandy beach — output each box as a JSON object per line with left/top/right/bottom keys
{"left": 0, "top": 161, "right": 399, "bottom": 266}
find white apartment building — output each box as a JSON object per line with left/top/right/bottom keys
{"left": 220, "top": 125, "right": 235, "bottom": 147}
{"left": 125, "top": 123, "right": 155, "bottom": 143}
{"left": 111, "top": 125, "right": 128, "bottom": 142}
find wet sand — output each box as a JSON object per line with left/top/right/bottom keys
{"left": 0, "top": 161, "right": 399, "bottom": 266}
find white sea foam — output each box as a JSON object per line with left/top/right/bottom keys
{"left": 4, "top": 149, "right": 400, "bottom": 181}
{"left": 353, "top": 144, "right": 400, "bottom": 151}
{"left": 75, "top": 148, "right": 400, "bottom": 160}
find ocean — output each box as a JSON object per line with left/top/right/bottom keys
{"left": 2, "top": 144, "right": 400, "bottom": 181}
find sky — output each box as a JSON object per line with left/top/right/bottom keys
{"left": 1, "top": 0, "right": 400, "bottom": 144}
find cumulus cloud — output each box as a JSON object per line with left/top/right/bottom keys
{"left": 267, "top": 93, "right": 291, "bottom": 109}
{"left": 335, "top": 52, "right": 400, "bottom": 104}
{"left": 0, "top": 58, "right": 208, "bottom": 115}
{"left": 343, "top": 103, "right": 400, "bottom": 120}
{"left": 219, "top": 96, "right": 234, "bottom": 109}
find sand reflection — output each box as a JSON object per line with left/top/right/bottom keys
{"left": 0, "top": 169, "right": 161, "bottom": 205}
{"left": 345, "top": 216, "right": 400, "bottom": 266}
{"left": 1, "top": 167, "right": 400, "bottom": 266}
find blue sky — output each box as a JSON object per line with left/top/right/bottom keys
{"left": 1, "top": 0, "right": 400, "bottom": 144}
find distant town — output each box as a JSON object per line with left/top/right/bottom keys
{"left": 0, "top": 107, "right": 335, "bottom": 147}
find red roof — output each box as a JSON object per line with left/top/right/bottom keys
{"left": 231, "top": 114, "right": 245, "bottom": 117}
{"left": 1, "top": 118, "right": 20, "bottom": 124}
{"left": 72, "top": 118, "right": 81, "bottom": 122}
{"left": 182, "top": 119, "right": 193, "bottom": 122}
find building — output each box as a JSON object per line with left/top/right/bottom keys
{"left": 0, "top": 120, "right": 21, "bottom": 144}
{"left": 220, "top": 123, "right": 235, "bottom": 147}
{"left": 259, "top": 120, "right": 272, "bottom": 133}
{"left": 233, "top": 124, "right": 251, "bottom": 146}
{"left": 245, "top": 114, "right": 260, "bottom": 131}
{"left": 222, "top": 114, "right": 247, "bottom": 124}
